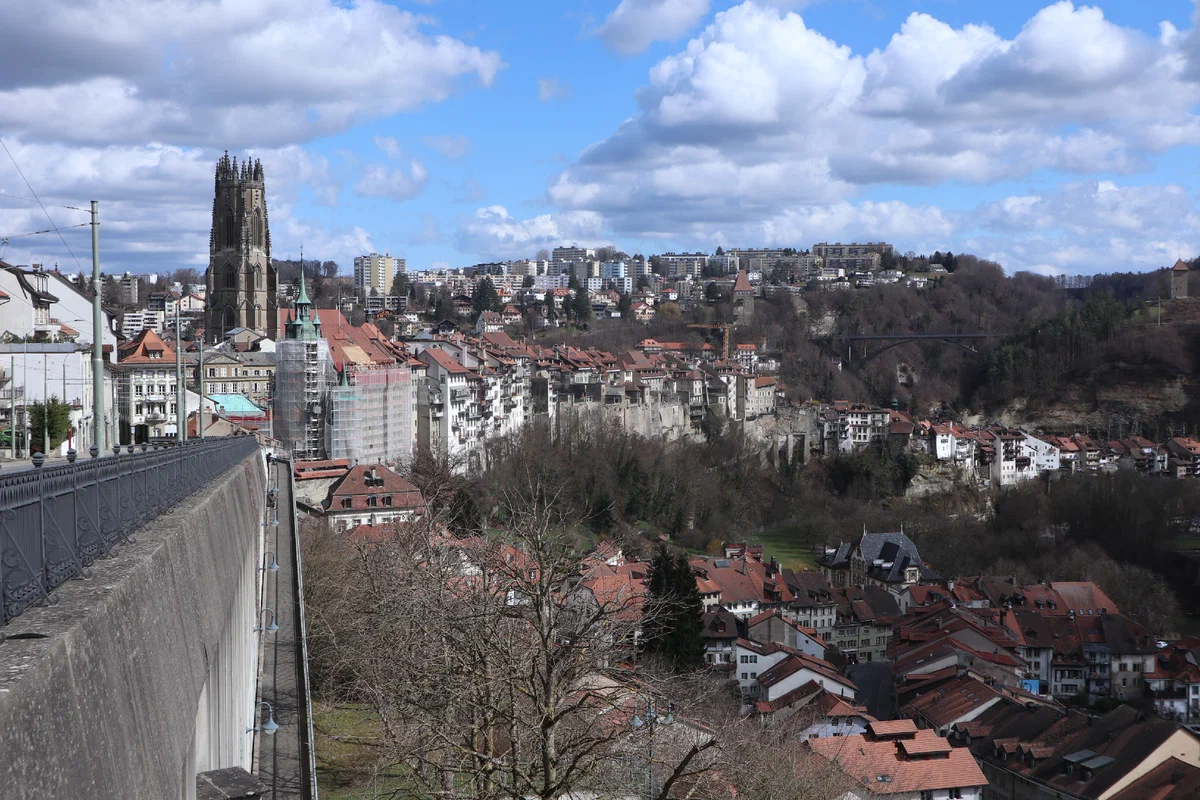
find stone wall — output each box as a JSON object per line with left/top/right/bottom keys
{"left": 0, "top": 449, "right": 266, "bottom": 800}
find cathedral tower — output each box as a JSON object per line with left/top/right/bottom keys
{"left": 205, "top": 153, "right": 277, "bottom": 342}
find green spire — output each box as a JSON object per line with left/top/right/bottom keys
{"left": 296, "top": 268, "right": 311, "bottom": 307}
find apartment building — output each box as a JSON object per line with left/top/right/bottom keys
{"left": 353, "top": 252, "right": 404, "bottom": 298}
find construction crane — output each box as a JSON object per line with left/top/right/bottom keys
{"left": 687, "top": 322, "right": 734, "bottom": 362}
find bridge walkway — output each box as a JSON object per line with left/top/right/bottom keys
{"left": 254, "top": 457, "right": 309, "bottom": 797}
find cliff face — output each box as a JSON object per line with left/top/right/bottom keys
{"left": 970, "top": 372, "right": 1197, "bottom": 434}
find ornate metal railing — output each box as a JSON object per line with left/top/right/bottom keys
{"left": 0, "top": 436, "right": 259, "bottom": 628}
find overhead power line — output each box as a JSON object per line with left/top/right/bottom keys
{"left": 0, "top": 137, "right": 84, "bottom": 271}
{"left": 1, "top": 222, "right": 90, "bottom": 241}
{"left": 0, "top": 190, "right": 86, "bottom": 211}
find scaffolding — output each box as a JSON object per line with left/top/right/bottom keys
{"left": 274, "top": 338, "right": 332, "bottom": 460}
{"left": 327, "top": 361, "right": 412, "bottom": 467}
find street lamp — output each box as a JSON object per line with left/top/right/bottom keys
{"left": 247, "top": 701, "right": 279, "bottom": 735}
{"left": 260, "top": 551, "right": 280, "bottom": 572}
{"left": 253, "top": 608, "right": 280, "bottom": 633}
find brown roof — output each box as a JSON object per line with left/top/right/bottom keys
{"left": 902, "top": 677, "right": 1000, "bottom": 728}
{"left": 1111, "top": 757, "right": 1200, "bottom": 800}
{"left": 1173, "top": 259, "right": 1191, "bottom": 272}
{"left": 809, "top": 729, "right": 986, "bottom": 793}
{"left": 327, "top": 464, "right": 426, "bottom": 513}
{"left": 869, "top": 720, "right": 919, "bottom": 737}
{"left": 733, "top": 270, "right": 752, "bottom": 293}
{"left": 117, "top": 328, "right": 177, "bottom": 364}
{"left": 420, "top": 346, "right": 471, "bottom": 375}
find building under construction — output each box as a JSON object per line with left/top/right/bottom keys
{"left": 273, "top": 271, "right": 416, "bottom": 465}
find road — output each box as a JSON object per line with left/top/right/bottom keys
{"left": 847, "top": 662, "right": 896, "bottom": 721}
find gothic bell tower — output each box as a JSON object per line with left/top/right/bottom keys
{"left": 205, "top": 153, "right": 278, "bottom": 342}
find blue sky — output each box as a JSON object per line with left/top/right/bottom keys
{"left": 2, "top": 0, "right": 1200, "bottom": 277}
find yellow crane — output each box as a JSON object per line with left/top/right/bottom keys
{"left": 687, "top": 322, "right": 734, "bottom": 363}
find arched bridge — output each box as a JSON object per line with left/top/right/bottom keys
{"left": 814, "top": 332, "right": 1009, "bottom": 363}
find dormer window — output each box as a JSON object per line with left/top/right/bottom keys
{"left": 340, "top": 497, "right": 352, "bottom": 509}
{"left": 149, "top": 349, "right": 162, "bottom": 359}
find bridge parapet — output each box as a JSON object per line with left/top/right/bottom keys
{"left": 0, "top": 436, "right": 267, "bottom": 800}
{"left": 0, "top": 436, "right": 259, "bottom": 628}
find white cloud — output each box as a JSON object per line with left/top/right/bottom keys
{"left": 355, "top": 161, "right": 429, "bottom": 200}
{"left": 422, "top": 134, "right": 472, "bottom": 159}
{"left": 547, "top": 0, "right": 1200, "bottom": 270}
{"left": 374, "top": 136, "right": 405, "bottom": 159}
{"left": 596, "top": 0, "right": 710, "bottom": 55}
{"left": 0, "top": 0, "right": 498, "bottom": 274}
{"left": 965, "top": 181, "right": 1200, "bottom": 275}
{"left": 455, "top": 206, "right": 610, "bottom": 260}
{"left": 538, "top": 78, "right": 572, "bottom": 102}
{"left": 0, "top": 0, "right": 503, "bottom": 148}
{"left": 0, "top": 141, "right": 373, "bottom": 271}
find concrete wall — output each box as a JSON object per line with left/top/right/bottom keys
{"left": 0, "top": 448, "right": 265, "bottom": 800}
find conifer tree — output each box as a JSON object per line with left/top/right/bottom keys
{"left": 644, "top": 544, "right": 705, "bottom": 672}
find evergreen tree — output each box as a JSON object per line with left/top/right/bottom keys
{"left": 473, "top": 277, "right": 500, "bottom": 315}
{"left": 29, "top": 397, "right": 72, "bottom": 453}
{"left": 522, "top": 274, "right": 535, "bottom": 288}
{"left": 643, "top": 545, "right": 705, "bottom": 672}
{"left": 617, "top": 293, "right": 632, "bottom": 318}
{"left": 434, "top": 291, "right": 455, "bottom": 321}
{"left": 572, "top": 286, "right": 592, "bottom": 321}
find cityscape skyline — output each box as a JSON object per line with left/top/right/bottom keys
{"left": 1, "top": 0, "right": 1199, "bottom": 277}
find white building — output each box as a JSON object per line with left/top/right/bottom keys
{"left": 417, "top": 347, "right": 483, "bottom": 471}
{"left": 0, "top": 343, "right": 114, "bottom": 457}
{"left": 119, "top": 272, "right": 140, "bottom": 305}
{"left": 353, "top": 253, "right": 404, "bottom": 298}
{"left": 120, "top": 310, "right": 165, "bottom": 338}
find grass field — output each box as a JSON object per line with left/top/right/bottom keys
{"left": 751, "top": 522, "right": 819, "bottom": 571}
{"left": 314, "top": 701, "right": 412, "bottom": 799}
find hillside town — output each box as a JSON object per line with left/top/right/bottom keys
{"left": 1, "top": 153, "right": 1198, "bottom": 800}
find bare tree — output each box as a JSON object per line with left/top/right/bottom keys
{"left": 304, "top": 473, "right": 853, "bottom": 799}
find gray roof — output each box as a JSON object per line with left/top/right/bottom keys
{"left": 859, "top": 531, "right": 930, "bottom": 583}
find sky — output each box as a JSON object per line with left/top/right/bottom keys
{"left": 2, "top": 0, "right": 1200, "bottom": 278}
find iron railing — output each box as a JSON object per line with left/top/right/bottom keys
{"left": 0, "top": 435, "right": 259, "bottom": 627}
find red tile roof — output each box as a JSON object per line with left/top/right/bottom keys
{"left": 328, "top": 464, "right": 426, "bottom": 513}
{"left": 809, "top": 729, "right": 986, "bottom": 793}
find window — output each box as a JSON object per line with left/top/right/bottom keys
{"left": 750, "top": 672, "right": 757, "bottom": 679}
{"left": 208, "top": 368, "right": 217, "bottom": 378}
{"left": 170, "top": 404, "right": 177, "bottom": 414}
{"left": 341, "top": 498, "right": 352, "bottom": 509}
{"left": 135, "top": 404, "right": 143, "bottom": 415}
{"left": 135, "top": 385, "right": 143, "bottom": 395}
{"left": 921, "top": 792, "right": 934, "bottom": 800}
{"left": 382, "top": 496, "right": 392, "bottom": 507}
{"left": 366, "top": 496, "right": 378, "bottom": 508}
{"left": 741, "top": 672, "right": 748, "bottom": 680}
{"left": 951, "top": 790, "right": 963, "bottom": 799}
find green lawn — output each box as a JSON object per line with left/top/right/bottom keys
{"left": 314, "top": 701, "right": 414, "bottom": 799}
{"left": 751, "top": 523, "right": 819, "bottom": 571}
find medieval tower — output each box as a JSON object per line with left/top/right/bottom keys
{"left": 1171, "top": 259, "right": 1190, "bottom": 300}
{"left": 205, "top": 153, "right": 278, "bottom": 342}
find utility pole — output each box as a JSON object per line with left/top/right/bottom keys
{"left": 90, "top": 201, "right": 105, "bottom": 457}
{"left": 42, "top": 353, "right": 48, "bottom": 457}
{"left": 175, "top": 303, "right": 185, "bottom": 443}
{"left": 198, "top": 334, "right": 204, "bottom": 439}
{"left": 8, "top": 356, "right": 13, "bottom": 459}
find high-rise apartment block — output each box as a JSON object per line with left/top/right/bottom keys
{"left": 354, "top": 253, "right": 404, "bottom": 298}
